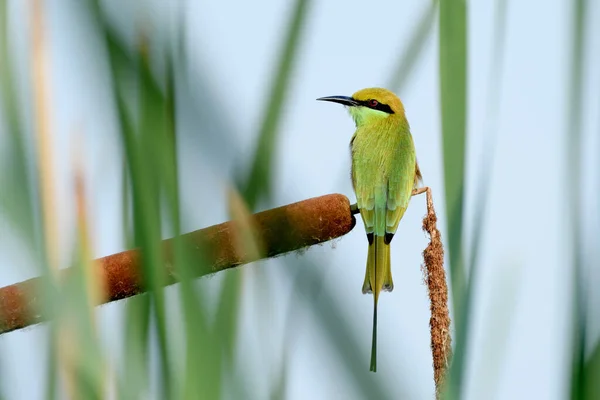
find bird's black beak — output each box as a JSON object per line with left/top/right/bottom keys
{"left": 316, "top": 95, "right": 359, "bottom": 107}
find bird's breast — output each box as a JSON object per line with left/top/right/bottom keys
{"left": 351, "top": 128, "right": 402, "bottom": 169}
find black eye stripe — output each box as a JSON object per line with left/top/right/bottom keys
{"left": 355, "top": 99, "right": 395, "bottom": 114}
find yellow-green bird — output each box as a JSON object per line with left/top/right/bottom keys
{"left": 318, "top": 87, "right": 421, "bottom": 372}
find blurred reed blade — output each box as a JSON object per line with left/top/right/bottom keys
{"left": 566, "top": 0, "right": 588, "bottom": 398}
{"left": 451, "top": 0, "right": 509, "bottom": 397}
{"left": 241, "top": 0, "right": 312, "bottom": 208}
{"left": 268, "top": 357, "right": 288, "bottom": 400}
{"left": 466, "top": 0, "right": 508, "bottom": 300}
{"left": 121, "top": 161, "right": 133, "bottom": 248}
{"left": 224, "top": 1, "right": 312, "bottom": 396}
{"left": 212, "top": 188, "right": 253, "bottom": 369}
{"left": 46, "top": 328, "right": 58, "bottom": 400}
{"left": 162, "top": 39, "right": 217, "bottom": 400}
{"left": 582, "top": 341, "right": 600, "bottom": 397}
{"left": 439, "top": 0, "right": 467, "bottom": 397}
{"left": 114, "top": 93, "right": 153, "bottom": 398}
{"left": 175, "top": 63, "right": 241, "bottom": 173}
{"left": 387, "top": 0, "right": 438, "bottom": 92}
{"left": 56, "top": 164, "right": 108, "bottom": 399}
{"left": 121, "top": 295, "right": 151, "bottom": 399}
{"left": 439, "top": 0, "right": 467, "bottom": 310}
{"left": 137, "top": 36, "right": 176, "bottom": 399}
{"left": 85, "top": 1, "right": 174, "bottom": 395}
{"left": 26, "top": 1, "right": 67, "bottom": 398}
{"left": 0, "top": 21, "right": 47, "bottom": 393}
{"left": 60, "top": 243, "right": 105, "bottom": 398}
{"left": 0, "top": 0, "right": 38, "bottom": 252}
{"left": 181, "top": 272, "right": 217, "bottom": 399}
{"left": 587, "top": 104, "right": 600, "bottom": 400}
{"left": 161, "top": 54, "right": 179, "bottom": 220}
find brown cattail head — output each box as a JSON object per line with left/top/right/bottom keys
{"left": 419, "top": 188, "right": 452, "bottom": 398}
{"left": 0, "top": 194, "right": 356, "bottom": 334}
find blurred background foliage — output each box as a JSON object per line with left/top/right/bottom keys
{"left": 0, "top": 0, "right": 599, "bottom": 399}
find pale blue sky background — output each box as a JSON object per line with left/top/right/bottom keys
{"left": 1, "top": 0, "right": 600, "bottom": 399}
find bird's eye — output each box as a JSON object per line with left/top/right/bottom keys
{"left": 368, "top": 99, "right": 378, "bottom": 107}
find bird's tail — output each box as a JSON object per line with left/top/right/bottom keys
{"left": 363, "top": 234, "right": 393, "bottom": 372}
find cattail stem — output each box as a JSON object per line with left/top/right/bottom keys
{"left": 0, "top": 194, "right": 356, "bottom": 334}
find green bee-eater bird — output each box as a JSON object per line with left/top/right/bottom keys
{"left": 318, "top": 87, "right": 421, "bottom": 372}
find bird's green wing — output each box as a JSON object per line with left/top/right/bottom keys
{"left": 385, "top": 139, "right": 417, "bottom": 234}
{"left": 354, "top": 174, "right": 376, "bottom": 234}
{"left": 353, "top": 161, "right": 387, "bottom": 236}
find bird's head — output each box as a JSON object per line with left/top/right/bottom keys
{"left": 317, "top": 87, "right": 405, "bottom": 127}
